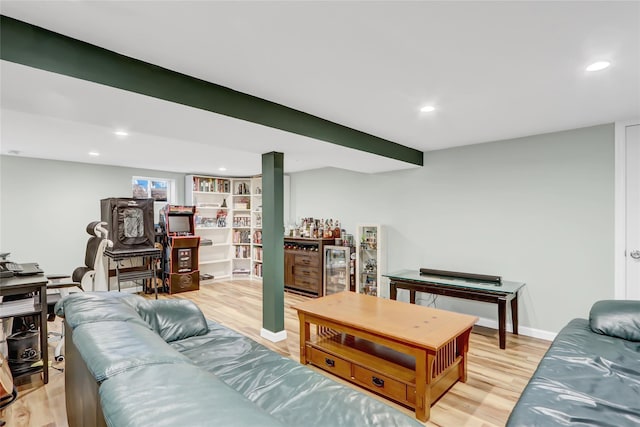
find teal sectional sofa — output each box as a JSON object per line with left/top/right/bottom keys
{"left": 507, "top": 300, "right": 640, "bottom": 426}
{"left": 55, "top": 292, "right": 422, "bottom": 427}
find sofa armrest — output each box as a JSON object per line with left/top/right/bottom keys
{"left": 589, "top": 300, "right": 640, "bottom": 341}
{"left": 137, "top": 299, "right": 209, "bottom": 342}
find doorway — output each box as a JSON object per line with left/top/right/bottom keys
{"left": 615, "top": 120, "right": 640, "bottom": 299}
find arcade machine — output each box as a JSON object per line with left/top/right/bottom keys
{"left": 160, "top": 205, "right": 200, "bottom": 294}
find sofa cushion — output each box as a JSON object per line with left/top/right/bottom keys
{"left": 171, "top": 321, "right": 424, "bottom": 427}
{"left": 590, "top": 300, "right": 640, "bottom": 342}
{"left": 72, "top": 321, "right": 192, "bottom": 382}
{"left": 99, "top": 364, "right": 285, "bottom": 427}
{"left": 137, "top": 299, "right": 209, "bottom": 342}
{"left": 55, "top": 291, "right": 149, "bottom": 330}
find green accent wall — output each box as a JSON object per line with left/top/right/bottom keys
{"left": 261, "top": 152, "right": 285, "bottom": 333}
{"left": 0, "top": 15, "right": 423, "bottom": 166}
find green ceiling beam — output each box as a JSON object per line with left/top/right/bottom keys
{"left": 0, "top": 15, "right": 423, "bottom": 167}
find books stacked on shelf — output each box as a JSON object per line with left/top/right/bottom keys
{"left": 193, "top": 177, "right": 230, "bottom": 193}
{"left": 195, "top": 216, "right": 217, "bottom": 228}
{"left": 233, "top": 215, "right": 251, "bottom": 227}
{"left": 235, "top": 182, "right": 250, "bottom": 195}
{"left": 233, "top": 197, "right": 250, "bottom": 209}
{"left": 233, "top": 230, "right": 251, "bottom": 244}
{"left": 253, "top": 230, "right": 262, "bottom": 244}
{"left": 232, "top": 268, "right": 251, "bottom": 275}
{"left": 234, "top": 246, "right": 250, "bottom": 259}
{"left": 253, "top": 263, "right": 262, "bottom": 278}
{"left": 254, "top": 247, "right": 263, "bottom": 261}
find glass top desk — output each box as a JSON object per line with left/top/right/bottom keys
{"left": 383, "top": 270, "right": 525, "bottom": 349}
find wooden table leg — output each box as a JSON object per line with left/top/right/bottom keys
{"left": 390, "top": 282, "right": 397, "bottom": 300}
{"left": 410, "top": 289, "right": 416, "bottom": 304}
{"left": 511, "top": 293, "right": 519, "bottom": 335}
{"left": 498, "top": 299, "right": 506, "bottom": 349}
{"left": 456, "top": 328, "right": 472, "bottom": 382}
{"left": 414, "top": 349, "right": 430, "bottom": 422}
{"left": 298, "top": 313, "right": 309, "bottom": 364}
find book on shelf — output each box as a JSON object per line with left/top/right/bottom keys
{"left": 193, "top": 177, "right": 230, "bottom": 193}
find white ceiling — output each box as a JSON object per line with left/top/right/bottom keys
{"left": 1, "top": 1, "right": 639, "bottom": 176}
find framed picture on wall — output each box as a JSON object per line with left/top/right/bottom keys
{"left": 150, "top": 180, "right": 168, "bottom": 201}
{"left": 132, "top": 178, "right": 149, "bottom": 198}
{"left": 132, "top": 176, "right": 175, "bottom": 202}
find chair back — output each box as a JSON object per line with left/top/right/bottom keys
{"left": 71, "top": 221, "right": 112, "bottom": 291}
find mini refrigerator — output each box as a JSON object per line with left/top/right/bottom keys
{"left": 323, "top": 245, "right": 351, "bottom": 296}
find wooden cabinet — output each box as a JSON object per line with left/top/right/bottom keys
{"left": 284, "top": 237, "right": 334, "bottom": 296}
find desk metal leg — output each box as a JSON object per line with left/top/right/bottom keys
{"left": 115, "top": 262, "right": 121, "bottom": 292}
{"left": 39, "top": 284, "right": 49, "bottom": 384}
{"left": 511, "top": 293, "right": 519, "bottom": 335}
{"left": 498, "top": 299, "right": 506, "bottom": 349}
{"left": 152, "top": 258, "right": 158, "bottom": 300}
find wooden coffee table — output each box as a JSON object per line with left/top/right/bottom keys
{"left": 294, "top": 291, "right": 478, "bottom": 422}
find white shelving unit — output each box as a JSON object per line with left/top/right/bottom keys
{"left": 251, "top": 176, "right": 263, "bottom": 280}
{"left": 355, "top": 224, "right": 385, "bottom": 297}
{"left": 185, "top": 175, "right": 232, "bottom": 282}
{"left": 186, "top": 175, "right": 263, "bottom": 282}
{"left": 231, "top": 178, "right": 252, "bottom": 278}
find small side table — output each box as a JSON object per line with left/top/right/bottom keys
{"left": 104, "top": 248, "right": 162, "bottom": 299}
{"left": 0, "top": 274, "right": 49, "bottom": 384}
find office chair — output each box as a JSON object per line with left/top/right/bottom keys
{"left": 47, "top": 221, "right": 112, "bottom": 361}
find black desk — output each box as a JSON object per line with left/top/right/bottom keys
{"left": 104, "top": 248, "right": 162, "bottom": 299}
{"left": 0, "top": 274, "right": 49, "bottom": 384}
{"left": 384, "top": 270, "right": 525, "bottom": 349}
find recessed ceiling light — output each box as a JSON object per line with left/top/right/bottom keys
{"left": 586, "top": 61, "right": 610, "bottom": 72}
{"left": 88, "top": 151, "right": 100, "bottom": 156}
{"left": 218, "top": 167, "right": 227, "bottom": 171}
{"left": 420, "top": 105, "right": 436, "bottom": 113}
{"left": 114, "top": 130, "right": 129, "bottom": 137}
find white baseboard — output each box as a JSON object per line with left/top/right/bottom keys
{"left": 260, "top": 328, "right": 287, "bottom": 342}
{"left": 475, "top": 316, "right": 557, "bottom": 342}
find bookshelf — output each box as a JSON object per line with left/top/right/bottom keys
{"left": 251, "top": 176, "right": 263, "bottom": 280}
{"left": 185, "top": 175, "right": 232, "bottom": 282}
{"left": 186, "top": 175, "right": 265, "bottom": 282}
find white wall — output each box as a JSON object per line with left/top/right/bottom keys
{"left": 0, "top": 156, "right": 185, "bottom": 275}
{"left": 0, "top": 124, "right": 614, "bottom": 335}
{"left": 289, "top": 124, "right": 615, "bottom": 336}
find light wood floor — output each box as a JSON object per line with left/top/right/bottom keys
{"left": 2, "top": 280, "right": 550, "bottom": 426}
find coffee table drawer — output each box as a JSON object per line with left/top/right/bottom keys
{"left": 308, "top": 347, "right": 351, "bottom": 379}
{"left": 407, "top": 385, "right": 416, "bottom": 404}
{"left": 353, "top": 365, "right": 408, "bottom": 404}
